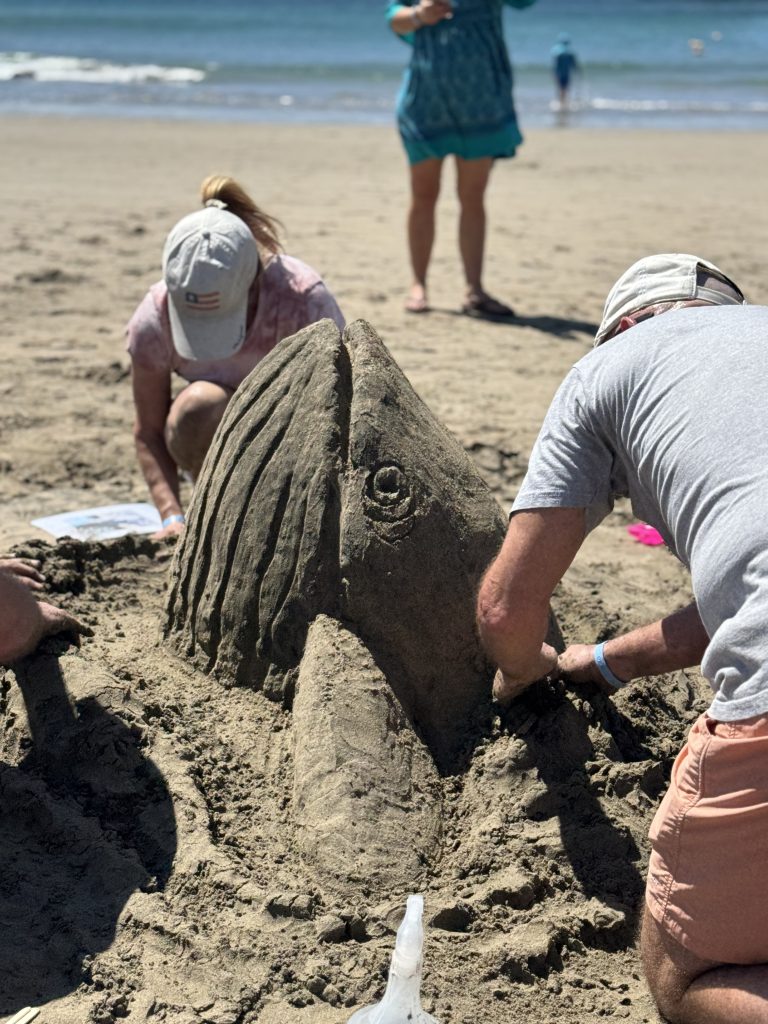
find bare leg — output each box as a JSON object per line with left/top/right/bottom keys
{"left": 455, "top": 156, "right": 514, "bottom": 317}
{"left": 164, "top": 381, "right": 234, "bottom": 481}
{"left": 406, "top": 157, "right": 443, "bottom": 312}
{"left": 641, "top": 906, "right": 768, "bottom": 1024}
{"left": 456, "top": 155, "right": 492, "bottom": 297}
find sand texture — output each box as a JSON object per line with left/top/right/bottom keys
{"left": 2, "top": 118, "right": 768, "bottom": 1024}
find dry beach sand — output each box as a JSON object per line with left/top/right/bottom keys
{"left": 2, "top": 118, "right": 768, "bottom": 1024}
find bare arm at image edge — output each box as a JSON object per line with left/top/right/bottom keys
{"left": 0, "top": 573, "right": 92, "bottom": 665}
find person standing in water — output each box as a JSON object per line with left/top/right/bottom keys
{"left": 551, "top": 33, "right": 580, "bottom": 109}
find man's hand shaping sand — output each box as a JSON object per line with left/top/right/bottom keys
{"left": 556, "top": 643, "right": 620, "bottom": 695}
{"left": 492, "top": 642, "right": 559, "bottom": 706}
{"left": 493, "top": 642, "right": 626, "bottom": 705}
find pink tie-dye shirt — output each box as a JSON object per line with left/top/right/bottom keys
{"left": 126, "top": 254, "right": 345, "bottom": 391}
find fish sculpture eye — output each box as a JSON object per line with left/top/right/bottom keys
{"left": 363, "top": 461, "right": 415, "bottom": 540}
{"left": 370, "top": 463, "right": 407, "bottom": 504}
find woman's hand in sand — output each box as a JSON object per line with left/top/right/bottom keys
{"left": 416, "top": 1, "right": 454, "bottom": 26}
{"left": 152, "top": 520, "right": 185, "bottom": 541}
{"left": 0, "top": 557, "right": 45, "bottom": 591}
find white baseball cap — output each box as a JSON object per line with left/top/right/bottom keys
{"left": 595, "top": 253, "right": 745, "bottom": 345}
{"left": 162, "top": 203, "right": 259, "bottom": 361}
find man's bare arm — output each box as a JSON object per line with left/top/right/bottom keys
{"left": 557, "top": 602, "right": 709, "bottom": 689}
{"left": 477, "top": 507, "right": 587, "bottom": 697}
{"left": 477, "top": 507, "right": 709, "bottom": 704}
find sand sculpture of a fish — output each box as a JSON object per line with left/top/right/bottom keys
{"left": 165, "top": 318, "right": 558, "bottom": 891}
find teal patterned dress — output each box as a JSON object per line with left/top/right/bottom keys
{"left": 386, "top": 0, "right": 536, "bottom": 165}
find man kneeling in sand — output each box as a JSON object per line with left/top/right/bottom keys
{"left": 0, "top": 558, "right": 90, "bottom": 664}
{"left": 477, "top": 254, "right": 768, "bottom": 1023}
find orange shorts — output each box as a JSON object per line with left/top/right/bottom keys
{"left": 646, "top": 711, "right": 768, "bottom": 964}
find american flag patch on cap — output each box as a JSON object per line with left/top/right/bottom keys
{"left": 184, "top": 291, "right": 221, "bottom": 310}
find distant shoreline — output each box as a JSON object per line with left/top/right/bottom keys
{"left": 5, "top": 0, "right": 768, "bottom": 132}
{"left": 2, "top": 105, "right": 768, "bottom": 132}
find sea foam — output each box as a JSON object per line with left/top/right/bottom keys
{"left": 0, "top": 52, "right": 205, "bottom": 85}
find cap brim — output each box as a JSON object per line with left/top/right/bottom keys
{"left": 594, "top": 316, "right": 623, "bottom": 345}
{"left": 594, "top": 257, "right": 699, "bottom": 345}
{"left": 168, "top": 292, "right": 248, "bottom": 362}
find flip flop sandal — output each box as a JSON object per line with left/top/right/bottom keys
{"left": 461, "top": 296, "right": 515, "bottom": 321}
{"left": 405, "top": 296, "right": 431, "bottom": 314}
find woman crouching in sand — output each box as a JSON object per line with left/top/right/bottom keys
{"left": 127, "top": 175, "right": 345, "bottom": 539}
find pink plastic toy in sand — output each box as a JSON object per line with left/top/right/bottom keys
{"left": 627, "top": 523, "right": 665, "bottom": 547}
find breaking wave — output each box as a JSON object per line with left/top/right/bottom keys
{"left": 0, "top": 52, "right": 205, "bottom": 85}
{"left": 589, "top": 95, "right": 768, "bottom": 114}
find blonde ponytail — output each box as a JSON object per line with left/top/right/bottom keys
{"left": 200, "top": 175, "right": 282, "bottom": 257}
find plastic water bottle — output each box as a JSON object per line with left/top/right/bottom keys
{"left": 348, "top": 894, "right": 441, "bottom": 1024}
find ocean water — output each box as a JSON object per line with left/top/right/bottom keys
{"left": 1, "top": 0, "right": 767, "bottom": 129}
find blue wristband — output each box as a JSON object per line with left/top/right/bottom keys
{"left": 162, "top": 513, "right": 185, "bottom": 529}
{"left": 594, "top": 642, "right": 627, "bottom": 689}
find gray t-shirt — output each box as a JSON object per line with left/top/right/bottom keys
{"left": 513, "top": 304, "right": 768, "bottom": 721}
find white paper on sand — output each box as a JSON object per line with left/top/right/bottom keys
{"left": 31, "top": 503, "right": 162, "bottom": 541}
{"left": 7, "top": 1008, "right": 41, "bottom": 1024}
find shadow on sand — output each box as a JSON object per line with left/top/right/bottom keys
{"left": 0, "top": 649, "right": 176, "bottom": 1015}
{"left": 431, "top": 308, "right": 599, "bottom": 340}
{"left": 499, "top": 680, "right": 653, "bottom": 943}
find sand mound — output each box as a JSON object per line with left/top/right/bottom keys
{"left": 1, "top": 508, "right": 707, "bottom": 1024}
